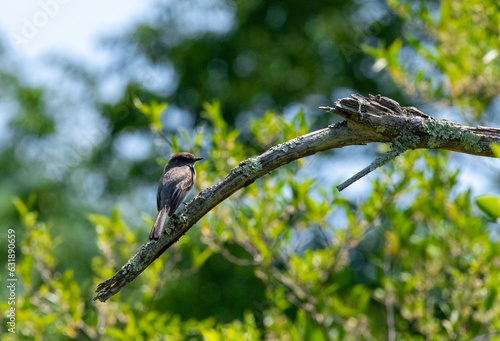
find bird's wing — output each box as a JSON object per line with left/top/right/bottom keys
{"left": 167, "top": 176, "right": 194, "bottom": 217}
{"left": 156, "top": 182, "right": 162, "bottom": 211}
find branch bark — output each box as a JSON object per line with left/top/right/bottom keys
{"left": 94, "top": 94, "right": 500, "bottom": 302}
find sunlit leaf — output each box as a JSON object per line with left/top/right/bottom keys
{"left": 475, "top": 195, "right": 500, "bottom": 219}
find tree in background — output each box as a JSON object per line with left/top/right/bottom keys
{"left": 1, "top": 0, "right": 500, "bottom": 340}
{"left": 369, "top": 0, "right": 500, "bottom": 120}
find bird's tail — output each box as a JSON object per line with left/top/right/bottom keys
{"left": 149, "top": 207, "right": 168, "bottom": 240}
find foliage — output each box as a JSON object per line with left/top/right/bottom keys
{"left": 1, "top": 1, "right": 499, "bottom": 340}
{"left": 2, "top": 104, "right": 499, "bottom": 340}
{"left": 475, "top": 145, "right": 500, "bottom": 221}
{"left": 133, "top": 98, "right": 167, "bottom": 132}
{"left": 476, "top": 195, "right": 500, "bottom": 220}
{"left": 367, "top": 0, "right": 500, "bottom": 119}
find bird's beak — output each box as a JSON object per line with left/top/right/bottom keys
{"left": 194, "top": 157, "right": 204, "bottom": 162}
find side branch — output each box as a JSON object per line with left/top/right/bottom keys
{"left": 336, "top": 148, "right": 403, "bottom": 191}
{"left": 94, "top": 94, "right": 500, "bottom": 302}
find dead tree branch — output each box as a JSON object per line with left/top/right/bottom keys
{"left": 94, "top": 94, "right": 500, "bottom": 302}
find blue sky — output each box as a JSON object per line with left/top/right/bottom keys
{"left": 0, "top": 0, "right": 149, "bottom": 62}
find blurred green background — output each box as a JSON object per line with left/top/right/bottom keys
{"left": 1, "top": 0, "right": 500, "bottom": 340}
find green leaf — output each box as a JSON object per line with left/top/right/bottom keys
{"left": 12, "top": 196, "right": 28, "bottom": 216}
{"left": 415, "top": 69, "right": 424, "bottom": 82}
{"left": 387, "top": 39, "right": 402, "bottom": 68}
{"left": 202, "top": 100, "right": 227, "bottom": 133}
{"left": 134, "top": 97, "right": 166, "bottom": 131}
{"left": 249, "top": 110, "right": 283, "bottom": 147}
{"left": 106, "top": 328, "right": 126, "bottom": 340}
{"left": 475, "top": 195, "right": 500, "bottom": 219}
{"left": 491, "top": 144, "right": 500, "bottom": 158}
{"left": 361, "top": 44, "right": 383, "bottom": 58}
{"left": 193, "top": 248, "right": 214, "bottom": 267}
{"left": 12, "top": 196, "right": 38, "bottom": 227}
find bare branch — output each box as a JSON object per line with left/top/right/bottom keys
{"left": 94, "top": 94, "right": 500, "bottom": 302}
{"left": 336, "top": 148, "right": 402, "bottom": 191}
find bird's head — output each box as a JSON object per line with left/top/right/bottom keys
{"left": 168, "top": 152, "right": 204, "bottom": 166}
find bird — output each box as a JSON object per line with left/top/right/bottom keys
{"left": 149, "top": 152, "right": 204, "bottom": 241}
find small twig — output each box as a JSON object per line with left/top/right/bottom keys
{"left": 156, "top": 130, "right": 173, "bottom": 148}
{"left": 470, "top": 333, "right": 500, "bottom": 341}
{"left": 384, "top": 253, "right": 396, "bottom": 341}
{"left": 337, "top": 148, "right": 403, "bottom": 191}
{"left": 269, "top": 267, "right": 335, "bottom": 340}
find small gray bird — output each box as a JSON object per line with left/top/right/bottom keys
{"left": 149, "top": 152, "right": 204, "bottom": 240}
